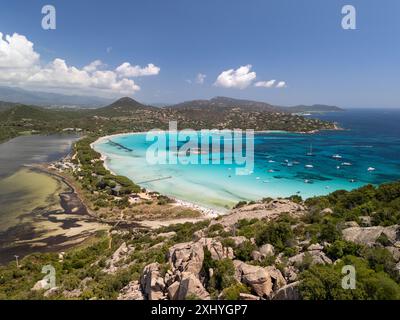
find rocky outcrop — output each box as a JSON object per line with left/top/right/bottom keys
{"left": 321, "top": 208, "right": 333, "bottom": 215}
{"left": 169, "top": 272, "right": 210, "bottom": 300}
{"left": 288, "top": 249, "right": 332, "bottom": 267}
{"left": 252, "top": 244, "right": 276, "bottom": 262}
{"left": 359, "top": 216, "right": 372, "bottom": 227}
{"left": 118, "top": 280, "right": 144, "bottom": 300}
{"left": 102, "top": 242, "right": 134, "bottom": 274}
{"left": 213, "top": 199, "right": 305, "bottom": 229}
{"left": 239, "top": 293, "right": 261, "bottom": 300}
{"left": 167, "top": 241, "right": 204, "bottom": 276}
{"left": 158, "top": 231, "right": 177, "bottom": 239}
{"left": 31, "top": 279, "right": 50, "bottom": 291}
{"left": 62, "top": 289, "right": 82, "bottom": 299}
{"left": 342, "top": 225, "right": 399, "bottom": 246}
{"left": 43, "top": 287, "right": 60, "bottom": 298}
{"left": 229, "top": 236, "right": 250, "bottom": 247}
{"left": 199, "top": 238, "right": 234, "bottom": 260}
{"left": 272, "top": 281, "right": 300, "bottom": 300}
{"left": 387, "top": 246, "right": 400, "bottom": 262}
{"left": 307, "top": 243, "right": 324, "bottom": 251}
{"left": 344, "top": 221, "right": 360, "bottom": 228}
{"left": 283, "top": 266, "right": 298, "bottom": 282}
{"left": 140, "top": 263, "right": 166, "bottom": 300}
{"left": 265, "top": 266, "right": 286, "bottom": 291}
{"left": 259, "top": 244, "right": 275, "bottom": 257}
{"left": 234, "top": 261, "right": 273, "bottom": 298}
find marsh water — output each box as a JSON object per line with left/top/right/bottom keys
{"left": 0, "top": 134, "right": 107, "bottom": 264}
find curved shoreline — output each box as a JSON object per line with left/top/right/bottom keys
{"left": 90, "top": 125, "right": 344, "bottom": 217}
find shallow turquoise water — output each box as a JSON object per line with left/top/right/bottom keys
{"left": 93, "top": 109, "right": 400, "bottom": 211}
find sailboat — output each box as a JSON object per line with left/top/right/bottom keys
{"left": 306, "top": 144, "right": 315, "bottom": 156}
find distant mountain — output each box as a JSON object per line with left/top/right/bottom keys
{"left": 169, "top": 96, "right": 279, "bottom": 113}
{"left": 0, "top": 101, "right": 19, "bottom": 111}
{"left": 0, "top": 97, "right": 338, "bottom": 140}
{"left": 0, "top": 104, "right": 82, "bottom": 122}
{"left": 283, "top": 104, "right": 344, "bottom": 113}
{"left": 0, "top": 86, "right": 113, "bottom": 108}
{"left": 92, "top": 97, "right": 158, "bottom": 117}
{"left": 169, "top": 97, "right": 343, "bottom": 113}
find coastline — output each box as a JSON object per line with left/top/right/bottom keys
{"left": 89, "top": 126, "right": 344, "bottom": 217}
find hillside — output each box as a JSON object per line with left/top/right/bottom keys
{"left": 92, "top": 97, "right": 158, "bottom": 117}
{"left": 170, "top": 97, "right": 343, "bottom": 114}
{"left": 0, "top": 97, "right": 339, "bottom": 142}
{"left": 0, "top": 86, "right": 113, "bottom": 108}
{"left": 1, "top": 180, "right": 400, "bottom": 300}
{"left": 286, "top": 104, "right": 344, "bottom": 113}
{"left": 169, "top": 96, "right": 279, "bottom": 113}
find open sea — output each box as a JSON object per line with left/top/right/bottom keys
{"left": 93, "top": 109, "right": 400, "bottom": 211}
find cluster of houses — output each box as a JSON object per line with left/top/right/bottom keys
{"left": 48, "top": 158, "right": 78, "bottom": 173}
{"left": 49, "top": 156, "right": 161, "bottom": 207}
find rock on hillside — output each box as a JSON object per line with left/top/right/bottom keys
{"left": 213, "top": 199, "right": 306, "bottom": 229}
{"left": 342, "top": 225, "right": 400, "bottom": 246}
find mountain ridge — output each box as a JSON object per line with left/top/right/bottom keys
{"left": 167, "top": 96, "right": 343, "bottom": 113}
{"left": 0, "top": 86, "right": 113, "bottom": 108}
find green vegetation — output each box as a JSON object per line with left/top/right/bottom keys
{"left": 71, "top": 137, "right": 141, "bottom": 210}
{"left": 300, "top": 257, "right": 400, "bottom": 300}
{"left": 0, "top": 96, "right": 338, "bottom": 144}
{"left": 305, "top": 182, "right": 400, "bottom": 227}
{"left": 255, "top": 220, "right": 294, "bottom": 251}
{"left": 234, "top": 241, "right": 257, "bottom": 262}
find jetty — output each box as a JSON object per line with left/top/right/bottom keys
{"left": 108, "top": 139, "right": 133, "bottom": 152}
{"left": 137, "top": 176, "right": 173, "bottom": 184}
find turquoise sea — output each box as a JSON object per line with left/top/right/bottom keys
{"left": 93, "top": 109, "right": 400, "bottom": 211}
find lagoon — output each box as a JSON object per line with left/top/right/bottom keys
{"left": 93, "top": 109, "right": 400, "bottom": 211}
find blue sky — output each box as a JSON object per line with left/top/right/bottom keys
{"left": 0, "top": 0, "right": 399, "bottom": 107}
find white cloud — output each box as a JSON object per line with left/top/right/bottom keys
{"left": 116, "top": 62, "right": 160, "bottom": 77}
{"left": 83, "top": 60, "right": 104, "bottom": 73}
{"left": 0, "top": 32, "right": 39, "bottom": 68}
{"left": 254, "top": 80, "right": 276, "bottom": 88}
{"left": 214, "top": 65, "right": 256, "bottom": 89}
{"left": 0, "top": 32, "right": 160, "bottom": 96}
{"left": 196, "top": 73, "right": 206, "bottom": 84}
{"left": 27, "top": 59, "right": 140, "bottom": 94}
{"left": 276, "top": 81, "right": 287, "bottom": 88}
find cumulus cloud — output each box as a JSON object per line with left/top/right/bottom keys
{"left": 196, "top": 73, "right": 206, "bottom": 84}
{"left": 0, "top": 32, "right": 159, "bottom": 96}
{"left": 276, "top": 81, "right": 287, "bottom": 88}
{"left": 83, "top": 60, "right": 104, "bottom": 73}
{"left": 214, "top": 65, "right": 256, "bottom": 89}
{"left": 0, "top": 32, "right": 39, "bottom": 68}
{"left": 254, "top": 80, "right": 276, "bottom": 88}
{"left": 116, "top": 62, "right": 160, "bottom": 77}
{"left": 27, "top": 58, "right": 140, "bottom": 94}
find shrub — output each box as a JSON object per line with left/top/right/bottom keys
{"left": 318, "top": 221, "right": 341, "bottom": 243}
{"left": 234, "top": 241, "right": 257, "bottom": 262}
{"left": 299, "top": 256, "right": 400, "bottom": 300}
{"left": 255, "top": 221, "right": 294, "bottom": 251}
{"left": 325, "top": 240, "right": 361, "bottom": 260}
{"left": 220, "top": 283, "right": 250, "bottom": 300}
